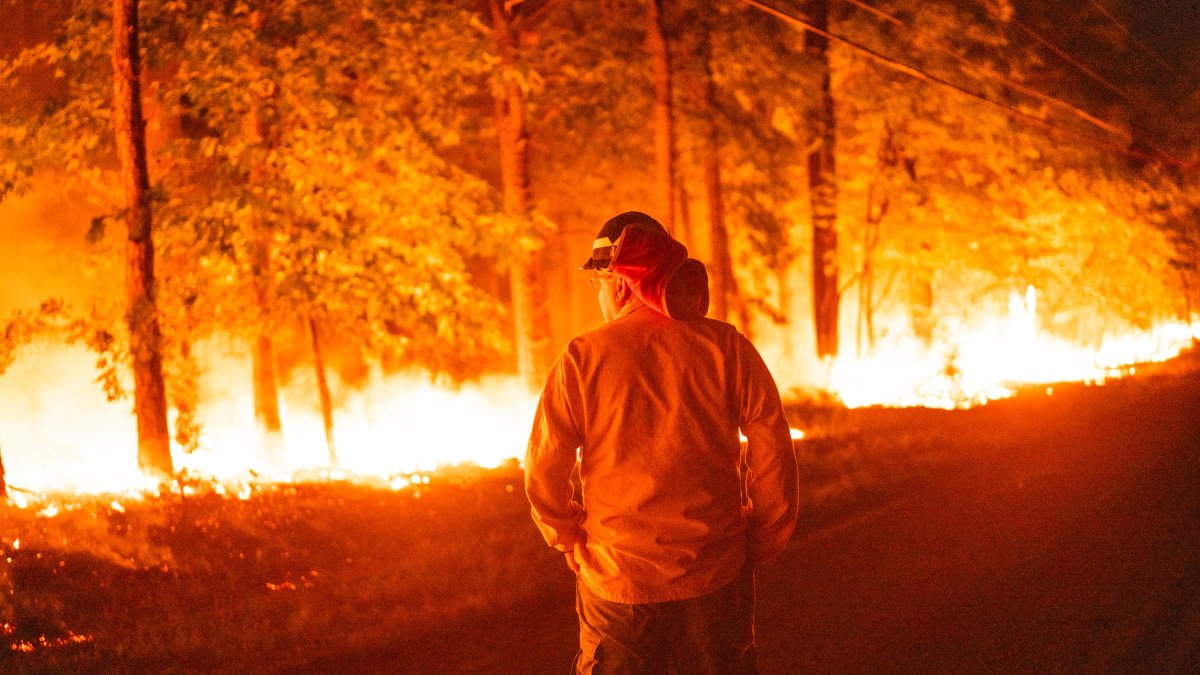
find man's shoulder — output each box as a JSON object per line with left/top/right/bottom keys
{"left": 569, "top": 311, "right": 745, "bottom": 352}
{"left": 580, "top": 312, "right": 739, "bottom": 338}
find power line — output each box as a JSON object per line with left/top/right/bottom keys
{"left": 733, "top": 0, "right": 1179, "bottom": 166}
{"left": 842, "top": 0, "right": 1188, "bottom": 166}
{"left": 841, "top": 0, "right": 1130, "bottom": 141}
{"left": 990, "top": 2, "right": 1192, "bottom": 162}
{"left": 1006, "top": 12, "right": 1134, "bottom": 106}
{"left": 1084, "top": 0, "right": 1182, "bottom": 78}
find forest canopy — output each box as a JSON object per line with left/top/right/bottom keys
{"left": 0, "top": 0, "right": 1197, "bottom": 467}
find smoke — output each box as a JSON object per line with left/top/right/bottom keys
{"left": 0, "top": 185, "right": 116, "bottom": 315}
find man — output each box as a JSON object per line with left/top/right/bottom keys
{"left": 525, "top": 211, "right": 799, "bottom": 674}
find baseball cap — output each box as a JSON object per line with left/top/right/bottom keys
{"left": 579, "top": 211, "right": 670, "bottom": 270}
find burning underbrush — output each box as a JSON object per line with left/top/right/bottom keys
{"left": 0, "top": 463, "right": 566, "bottom": 673}
{"left": 0, "top": 418, "right": 926, "bottom": 672}
{"left": 0, "top": 400, "right": 1007, "bottom": 674}
{"left": 1, "top": 348, "right": 1197, "bottom": 672}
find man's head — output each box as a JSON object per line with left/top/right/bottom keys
{"left": 580, "top": 211, "right": 669, "bottom": 271}
{"left": 584, "top": 211, "right": 668, "bottom": 322}
{"left": 591, "top": 273, "right": 632, "bottom": 323}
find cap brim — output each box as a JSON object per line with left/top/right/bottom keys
{"left": 580, "top": 257, "right": 599, "bottom": 270}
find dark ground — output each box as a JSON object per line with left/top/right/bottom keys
{"left": 324, "top": 354, "right": 1200, "bottom": 674}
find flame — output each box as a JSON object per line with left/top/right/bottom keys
{"left": 1, "top": 288, "right": 1195, "bottom": 495}
{"left": 0, "top": 340, "right": 538, "bottom": 495}
{"left": 826, "top": 287, "right": 1198, "bottom": 409}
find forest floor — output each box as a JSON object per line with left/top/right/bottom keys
{"left": 3, "top": 349, "right": 1199, "bottom": 674}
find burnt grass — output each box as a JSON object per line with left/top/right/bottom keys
{"left": 0, "top": 465, "right": 564, "bottom": 674}
{"left": 2, "top": 349, "right": 1197, "bottom": 673}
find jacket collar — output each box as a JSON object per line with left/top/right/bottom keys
{"left": 615, "top": 298, "right": 648, "bottom": 320}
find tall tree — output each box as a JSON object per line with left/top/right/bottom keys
{"left": 806, "top": 0, "right": 840, "bottom": 358}
{"left": 696, "top": 15, "right": 737, "bottom": 323}
{"left": 647, "top": 0, "right": 677, "bottom": 230}
{"left": 243, "top": 7, "right": 283, "bottom": 457}
{"left": 307, "top": 317, "right": 337, "bottom": 467}
{"left": 160, "top": 0, "right": 514, "bottom": 415}
{"left": 688, "top": 1, "right": 814, "bottom": 341}
{"left": 826, "top": 0, "right": 1185, "bottom": 355}
{"left": 486, "top": 0, "right": 552, "bottom": 391}
{"left": 112, "top": 0, "right": 172, "bottom": 477}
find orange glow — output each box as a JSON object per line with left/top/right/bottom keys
{"left": 1, "top": 295, "right": 1195, "bottom": 495}
{"left": 0, "top": 341, "right": 538, "bottom": 496}
{"left": 824, "top": 288, "right": 1197, "bottom": 409}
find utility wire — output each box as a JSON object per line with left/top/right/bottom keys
{"left": 1006, "top": 12, "right": 1133, "bottom": 106}
{"left": 986, "top": 1, "right": 1193, "bottom": 160}
{"left": 1081, "top": 0, "right": 1197, "bottom": 105}
{"left": 843, "top": 0, "right": 1186, "bottom": 166}
{"left": 841, "top": 0, "right": 1130, "bottom": 141}
{"left": 733, "top": 0, "right": 1180, "bottom": 166}
{"left": 1084, "top": 0, "right": 1182, "bottom": 78}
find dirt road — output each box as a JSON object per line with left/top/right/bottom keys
{"left": 341, "top": 362, "right": 1200, "bottom": 674}
{"left": 757, "top": 370, "right": 1200, "bottom": 674}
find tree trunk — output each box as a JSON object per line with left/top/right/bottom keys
{"left": 245, "top": 9, "right": 284, "bottom": 449}
{"left": 250, "top": 236, "right": 282, "bottom": 442}
{"left": 172, "top": 338, "right": 201, "bottom": 453}
{"left": 777, "top": 265, "right": 794, "bottom": 361}
{"left": 676, "top": 182, "right": 692, "bottom": 248}
{"left": 0, "top": 446, "right": 6, "bottom": 499}
{"left": 249, "top": 209, "right": 282, "bottom": 461}
{"left": 910, "top": 266, "right": 935, "bottom": 345}
{"left": 698, "top": 22, "right": 738, "bottom": 324}
{"left": 486, "top": 0, "right": 551, "bottom": 392}
{"left": 112, "top": 0, "right": 173, "bottom": 478}
{"left": 857, "top": 181, "right": 886, "bottom": 356}
{"left": 0, "top": 505, "right": 10, "bottom": 637}
{"left": 806, "top": 0, "right": 840, "bottom": 359}
{"left": 647, "top": 0, "right": 676, "bottom": 230}
{"left": 307, "top": 317, "right": 338, "bottom": 468}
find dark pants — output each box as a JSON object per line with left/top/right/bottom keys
{"left": 573, "top": 566, "right": 757, "bottom": 675}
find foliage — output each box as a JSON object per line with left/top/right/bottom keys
{"left": 0, "top": 0, "right": 1195, "bottom": 393}
{"left": 150, "top": 0, "right": 514, "bottom": 378}
{"left": 683, "top": 0, "right": 817, "bottom": 305}
{"left": 0, "top": 300, "right": 127, "bottom": 401}
{"left": 828, "top": 0, "right": 1188, "bottom": 350}
{"left": 0, "top": 0, "right": 523, "bottom": 402}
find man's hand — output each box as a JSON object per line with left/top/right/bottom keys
{"left": 564, "top": 544, "right": 580, "bottom": 574}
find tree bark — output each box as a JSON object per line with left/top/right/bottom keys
{"left": 857, "top": 181, "right": 886, "bottom": 355}
{"left": 806, "top": 0, "right": 840, "bottom": 358}
{"left": 676, "top": 182, "right": 692, "bottom": 247}
{"left": 777, "top": 265, "right": 794, "bottom": 360}
{"left": 486, "top": 0, "right": 551, "bottom": 392}
{"left": 307, "top": 317, "right": 337, "bottom": 468}
{"left": 910, "top": 266, "right": 935, "bottom": 345}
{"left": 112, "top": 0, "right": 173, "bottom": 478}
{"left": 250, "top": 234, "right": 282, "bottom": 441}
{"left": 0, "top": 508, "right": 10, "bottom": 636}
{"left": 697, "top": 21, "right": 740, "bottom": 324}
{"left": 647, "top": 0, "right": 676, "bottom": 230}
{"left": 245, "top": 9, "right": 283, "bottom": 448}
{"left": 172, "top": 338, "right": 201, "bottom": 453}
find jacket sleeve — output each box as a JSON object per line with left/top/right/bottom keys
{"left": 735, "top": 335, "right": 799, "bottom": 565}
{"left": 524, "top": 350, "right": 585, "bottom": 552}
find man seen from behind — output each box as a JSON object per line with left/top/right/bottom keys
{"left": 525, "top": 211, "right": 799, "bottom": 675}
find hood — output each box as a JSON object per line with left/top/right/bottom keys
{"left": 609, "top": 225, "right": 709, "bottom": 321}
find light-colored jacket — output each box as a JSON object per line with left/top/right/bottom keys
{"left": 525, "top": 303, "right": 798, "bottom": 604}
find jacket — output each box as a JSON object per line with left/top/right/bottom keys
{"left": 525, "top": 303, "right": 798, "bottom": 603}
